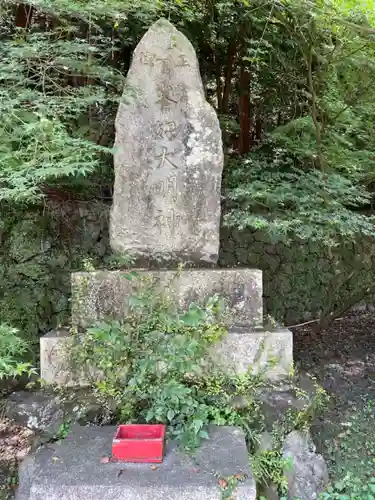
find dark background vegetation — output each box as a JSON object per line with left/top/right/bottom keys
{"left": 1, "top": 0, "right": 375, "bottom": 347}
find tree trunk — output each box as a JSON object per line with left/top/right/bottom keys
{"left": 15, "top": 3, "right": 34, "bottom": 28}
{"left": 238, "top": 63, "right": 251, "bottom": 154}
{"left": 255, "top": 108, "right": 262, "bottom": 142}
{"left": 313, "top": 284, "right": 375, "bottom": 333}
{"left": 215, "top": 52, "right": 222, "bottom": 111}
{"left": 221, "top": 40, "right": 236, "bottom": 114}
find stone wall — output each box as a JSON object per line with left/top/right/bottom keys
{"left": 0, "top": 201, "right": 110, "bottom": 342}
{"left": 220, "top": 227, "right": 375, "bottom": 325}
{"left": 1, "top": 200, "right": 373, "bottom": 342}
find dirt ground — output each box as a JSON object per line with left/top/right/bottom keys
{"left": 293, "top": 312, "right": 375, "bottom": 495}
{"left": 1, "top": 312, "right": 375, "bottom": 498}
{"left": 0, "top": 415, "right": 33, "bottom": 500}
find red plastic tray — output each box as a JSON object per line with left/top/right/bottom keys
{"left": 111, "top": 424, "right": 166, "bottom": 463}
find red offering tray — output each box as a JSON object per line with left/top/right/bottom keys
{"left": 111, "top": 424, "right": 166, "bottom": 463}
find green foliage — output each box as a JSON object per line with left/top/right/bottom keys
{"left": 320, "top": 475, "right": 375, "bottom": 499}
{"left": 0, "top": 323, "right": 35, "bottom": 379}
{"left": 320, "top": 397, "right": 375, "bottom": 500}
{"left": 0, "top": 1, "right": 123, "bottom": 201}
{"left": 224, "top": 142, "right": 375, "bottom": 246}
{"left": 222, "top": 0, "right": 375, "bottom": 246}
{"left": 52, "top": 419, "right": 72, "bottom": 441}
{"left": 68, "top": 278, "right": 263, "bottom": 450}
{"left": 252, "top": 449, "right": 290, "bottom": 497}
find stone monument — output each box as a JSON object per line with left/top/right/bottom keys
{"left": 24, "top": 17, "right": 297, "bottom": 500}
{"left": 110, "top": 18, "right": 223, "bottom": 266}
{"left": 40, "top": 17, "right": 293, "bottom": 386}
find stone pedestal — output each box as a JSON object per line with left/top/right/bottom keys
{"left": 71, "top": 268, "right": 263, "bottom": 329}
{"left": 16, "top": 425, "right": 256, "bottom": 500}
{"left": 40, "top": 324, "right": 293, "bottom": 387}
{"left": 214, "top": 326, "right": 293, "bottom": 381}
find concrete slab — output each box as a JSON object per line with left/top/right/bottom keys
{"left": 214, "top": 327, "right": 293, "bottom": 380}
{"left": 16, "top": 425, "right": 256, "bottom": 500}
{"left": 71, "top": 268, "right": 263, "bottom": 329}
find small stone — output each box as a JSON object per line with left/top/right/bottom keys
{"left": 283, "top": 430, "right": 328, "bottom": 500}
{"left": 16, "top": 448, "right": 30, "bottom": 460}
{"left": 5, "top": 391, "right": 64, "bottom": 437}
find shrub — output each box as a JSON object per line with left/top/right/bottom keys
{"left": 0, "top": 323, "right": 35, "bottom": 380}
{"left": 68, "top": 275, "right": 262, "bottom": 450}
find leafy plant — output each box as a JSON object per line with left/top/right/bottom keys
{"left": 68, "top": 277, "right": 262, "bottom": 450}
{"left": 0, "top": 323, "right": 35, "bottom": 379}
{"left": 52, "top": 419, "right": 72, "bottom": 441}
{"left": 320, "top": 475, "right": 375, "bottom": 499}
{"left": 252, "top": 449, "right": 290, "bottom": 497}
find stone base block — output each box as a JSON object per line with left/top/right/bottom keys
{"left": 16, "top": 425, "right": 256, "bottom": 500}
{"left": 71, "top": 268, "right": 262, "bottom": 329}
{"left": 40, "top": 329, "right": 75, "bottom": 387}
{"left": 40, "top": 329, "right": 94, "bottom": 387}
{"left": 214, "top": 327, "right": 293, "bottom": 380}
{"left": 40, "top": 326, "right": 292, "bottom": 386}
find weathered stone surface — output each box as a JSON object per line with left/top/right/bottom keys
{"left": 40, "top": 329, "right": 102, "bottom": 387}
{"left": 16, "top": 425, "right": 256, "bottom": 500}
{"left": 71, "top": 269, "right": 263, "bottom": 329}
{"left": 110, "top": 18, "right": 223, "bottom": 265}
{"left": 213, "top": 327, "right": 293, "bottom": 380}
{"left": 283, "top": 430, "right": 328, "bottom": 500}
{"left": 5, "top": 391, "right": 64, "bottom": 437}
{"left": 40, "top": 329, "right": 79, "bottom": 387}
{"left": 41, "top": 328, "right": 289, "bottom": 388}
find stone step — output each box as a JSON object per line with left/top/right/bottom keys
{"left": 40, "top": 326, "right": 292, "bottom": 387}
{"left": 71, "top": 268, "right": 263, "bottom": 329}
{"left": 16, "top": 425, "right": 256, "bottom": 500}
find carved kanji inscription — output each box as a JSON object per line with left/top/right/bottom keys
{"left": 149, "top": 175, "right": 178, "bottom": 198}
{"left": 111, "top": 18, "right": 223, "bottom": 264}
{"left": 155, "top": 209, "right": 182, "bottom": 235}
{"left": 155, "top": 121, "right": 178, "bottom": 140}
{"left": 155, "top": 146, "right": 179, "bottom": 170}
{"left": 139, "top": 51, "right": 190, "bottom": 68}
{"left": 156, "top": 93, "right": 177, "bottom": 110}
{"left": 176, "top": 54, "right": 190, "bottom": 67}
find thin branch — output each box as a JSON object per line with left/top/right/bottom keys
{"left": 306, "top": 45, "right": 323, "bottom": 170}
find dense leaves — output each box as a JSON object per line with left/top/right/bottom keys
{"left": 69, "top": 278, "right": 261, "bottom": 449}
{"left": 0, "top": 323, "right": 35, "bottom": 379}
{"left": 1, "top": 0, "right": 375, "bottom": 242}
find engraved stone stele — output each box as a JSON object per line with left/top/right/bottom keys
{"left": 39, "top": 18, "right": 294, "bottom": 389}
{"left": 110, "top": 18, "right": 224, "bottom": 265}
